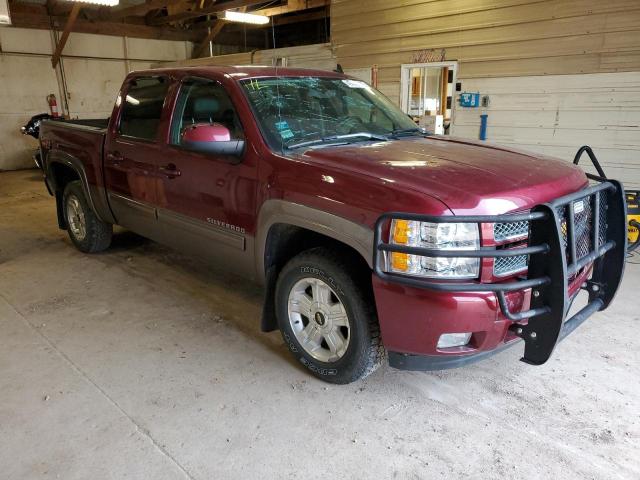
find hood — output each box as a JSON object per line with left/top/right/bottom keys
{"left": 298, "top": 136, "right": 588, "bottom": 215}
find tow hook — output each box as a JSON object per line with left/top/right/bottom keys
{"left": 581, "top": 280, "right": 604, "bottom": 295}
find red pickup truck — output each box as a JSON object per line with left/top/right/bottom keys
{"left": 39, "top": 66, "right": 626, "bottom": 383}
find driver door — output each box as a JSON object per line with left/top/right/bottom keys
{"left": 156, "top": 76, "right": 258, "bottom": 276}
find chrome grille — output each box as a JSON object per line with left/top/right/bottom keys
{"left": 598, "top": 191, "right": 608, "bottom": 248}
{"left": 492, "top": 191, "right": 607, "bottom": 278}
{"left": 557, "top": 191, "right": 607, "bottom": 264}
{"left": 494, "top": 221, "right": 529, "bottom": 242}
{"left": 494, "top": 254, "right": 528, "bottom": 277}
{"left": 574, "top": 197, "right": 593, "bottom": 259}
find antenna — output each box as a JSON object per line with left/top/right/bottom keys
{"left": 271, "top": 16, "right": 284, "bottom": 151}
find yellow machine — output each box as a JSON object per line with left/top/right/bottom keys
{"left": 627, "top": 191, "right": 640, "bottom": 246}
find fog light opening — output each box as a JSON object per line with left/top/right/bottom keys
{"left": 437, "top": 332, "right": 472, "bottom": 349}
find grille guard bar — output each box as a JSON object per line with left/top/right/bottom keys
{"left": 373, "top": 179, "right": 627, "bottom": 366}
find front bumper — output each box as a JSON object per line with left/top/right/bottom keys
{"left": 373, "top": 179, "right": 627, "bottom": 369}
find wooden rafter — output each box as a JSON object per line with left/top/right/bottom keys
{"left": 150, "top": 0, "right": 266, "bottom": 26}
{"left": 51, "top": 2, "right": 81, "bottom": 68}
{"left": 192, "top": 19, "right": 227, "bottom": 58}
{"left": 9, "top": 0, "right": 328, "bottom": 47}
{"left": 191, "top": 3, "right": 252, "bottom": 59}
{"left": 254, "top": 0, "right": 328, "bottom": 17}
{"left": 103, "top": 0, "right": 186, "bottom": 21}
{"left": 11, "top": 11, "right": 201, "bottom": 42}
{"left": 271, "top": 7, "right": 327, "bottom": 26}
{"left": 46, "top": 0, "right": 82, "bottom": 17}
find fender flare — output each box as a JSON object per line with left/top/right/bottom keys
{"left": 45, "top": 151, "right": 112, "bottom": 224}
{"left": 255, "top": 199, "right": 374, "bottom": 283}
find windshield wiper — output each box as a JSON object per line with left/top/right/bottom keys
{"left": 286, "top": 132, "right": 389, "bottom": 150}
{"left": 389, "top": 127, "right": 425, "bottom": 137}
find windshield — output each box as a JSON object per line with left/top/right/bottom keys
{"left": 239, "top": 77, "right": 420, "bottom": 150}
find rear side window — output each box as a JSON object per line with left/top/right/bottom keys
{"left": 119, "top": 77, "right": 169, "bottom": 141}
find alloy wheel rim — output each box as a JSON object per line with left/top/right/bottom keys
{"left": 287, "top": 277, "right": 350, "bottom": 363}
{"left": 66, "top": 195, "right": 87, "bottom": 241}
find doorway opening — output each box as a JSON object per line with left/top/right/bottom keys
{"left": 400, "top": 62, "right": 457, "bottom": 135}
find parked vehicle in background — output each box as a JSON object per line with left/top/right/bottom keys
{"left": 21, "top": 113, "right": 55, "bottom": 168}
{"left": 38, "top": 66, "right": 626, "bottom": 383}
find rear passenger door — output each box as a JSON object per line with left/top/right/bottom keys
{"left": 104, "top": 75, "right": 170, "bottom": 238}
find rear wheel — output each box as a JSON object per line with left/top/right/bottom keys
{"left": 275, "top": 248, "right": 384, "bottom": 384}
{"left": 62, "top": 181, "right": 112, "bottom": 253}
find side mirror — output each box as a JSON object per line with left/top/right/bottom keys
{"left": 181, "top": 123, "right": 244, "bottom": 157}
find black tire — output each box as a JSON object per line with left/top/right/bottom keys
{"left": 62, "top": 181, "right": 112, "bottom": 253}
{"left": 275, "top": 248, "right": 385, "bottom": 384}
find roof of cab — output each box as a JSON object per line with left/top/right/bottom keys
{"left": 129, "top": 65, "right": 346, "bottom": 79}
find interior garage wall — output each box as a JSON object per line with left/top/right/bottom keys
{"left": 0, "top": 27, "right": 192, "bottom": 171}
{"left": 332, "top": 0, "right": 640, "bottom": 184}
{"left": 454, "top": 72, "right": 640, "bottom": 188}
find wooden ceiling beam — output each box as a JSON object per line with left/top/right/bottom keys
{"left": 10, "top": 12, "right": 201, "bottom": 42}
{"left": 51, "top": 3, "right": 81, "bottom": 68}
{"left": 46, "top": 1, "right": 86, "bottom": 17}
{"left": 192, "top": 19, "right": 226, "bottom": 58}
{"left": 10, "top": 2, "right": 49, "bottom": 15}
{"left": 103, "top": 0, "right": 186, "bottom": 21}
{"left": 149, "top": 0, "right": 266, "bottom": 26}
{"left": 272, "top": 7, "right": 327, "bottom": 26}
{"left": 253, "top": 0, "right": 327, "bottom": 17}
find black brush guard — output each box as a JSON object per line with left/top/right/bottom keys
{"left": 373, "top": 179, "right": 627, "bottom": 366}
{"left": 573, "top": 145, "right": 640, "bottom": 253}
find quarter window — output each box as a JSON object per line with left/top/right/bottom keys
{"left": 119, "top": 76, "right": 169, "bottom": 141}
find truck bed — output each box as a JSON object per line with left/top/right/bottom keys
{"left": 55, "top": 118, "right": 109, "bottom": 131}
{"left": 40, "top": 118, "right": 110, "bottom": 222}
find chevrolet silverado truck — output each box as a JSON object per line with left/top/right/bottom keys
{"left": 39, "top": 66, "right": 626, "bottom": 384}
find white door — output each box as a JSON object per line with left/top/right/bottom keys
{"left": 400, "top": 62, "right": 457, "bottom": 135}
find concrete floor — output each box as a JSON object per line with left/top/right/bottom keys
{"left": 1, "top": 169, "right": 639, "bottom": 480}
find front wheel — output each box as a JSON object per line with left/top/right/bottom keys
{"left": 62, "top": 181, "right": 112, "bottom": 253}
{"left": 275, "top": 248, "right": 385, "bottom": 384}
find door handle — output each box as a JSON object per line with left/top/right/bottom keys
{"left": 159, "top": 163, "right": 181, "bottom": 179}
{"left": 106, "top": 151, "right": 124, "bottom": 166}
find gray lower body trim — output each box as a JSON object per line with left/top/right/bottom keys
{"left": 256, "top": 199, "right": 374, "bottom": 283}
{"left": 388, "top": 340, "right": 520, "bottom": 371}
{"left": 106, "top": 192, "right": 256, "bottom": 280}
{"left": 108, "top": 192, "right": 164, "bottom": 240}
{"left": 159, "top": 209, "right": 245, "bottom": 251}
{"left": 156, "top": 208, "right": 256, "bottom": 280}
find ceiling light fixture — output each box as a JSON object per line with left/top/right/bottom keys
{"left": 65, "top": 0, "right": 120, "bottom": 6}
{"left": 221, "top": 10, "right": 269, "bottom": 25}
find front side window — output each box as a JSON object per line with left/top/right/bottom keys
{"left": 119, "top": 76, "right": 169, "bottom": 141}
{"left": 170, "top": 78, "right": 244, "bottom": 147}
{"left": 240, "top": 77, "right": 420, "bottom": 150}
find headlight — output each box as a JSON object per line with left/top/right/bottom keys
{"left": 387, "top": 220, "right": 480, "bottom": 279}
